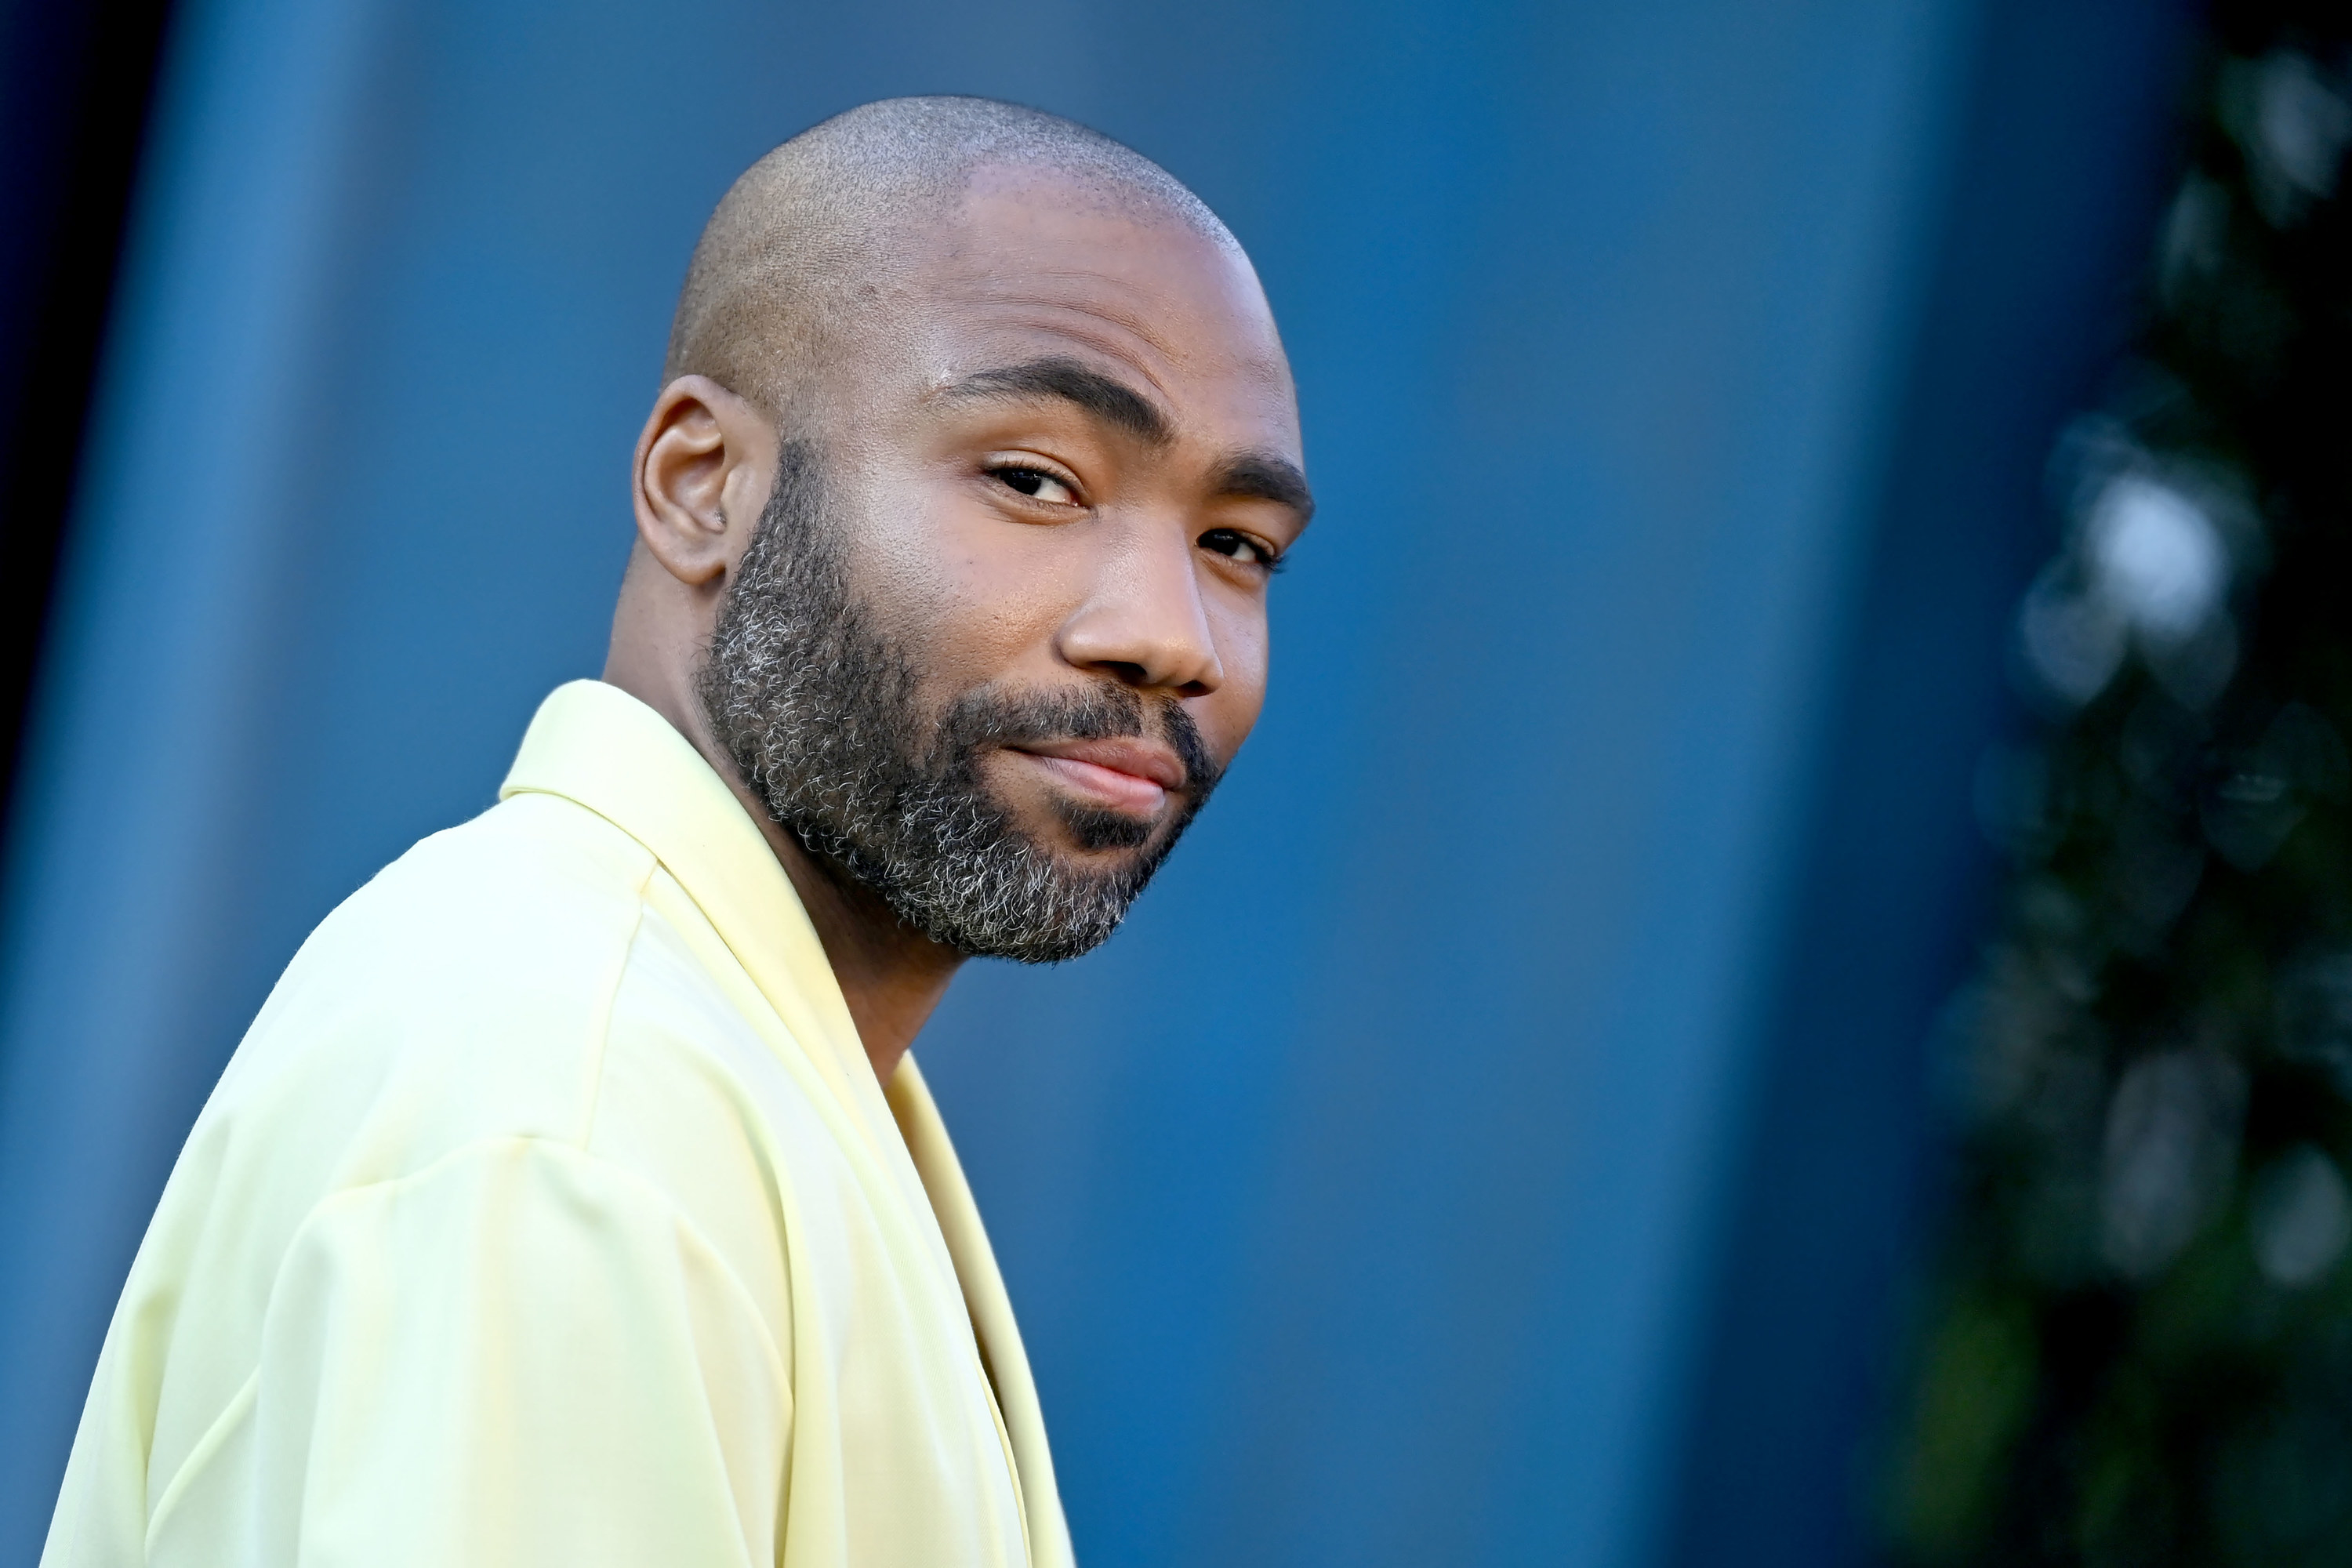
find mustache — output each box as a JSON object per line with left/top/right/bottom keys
{"left": 931, "top": 681, "right": 1221, "bottom": 797}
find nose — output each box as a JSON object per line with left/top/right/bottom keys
{"left": 1054, "top": 519, "right": 1225, "bottom": 697}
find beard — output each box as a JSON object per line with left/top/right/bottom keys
{"left": 695, "top": 441, "right": 1221, "bottom": 963}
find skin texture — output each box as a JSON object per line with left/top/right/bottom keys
{"left": 604, "top": 166, "right": 1310, "bottom": 1087}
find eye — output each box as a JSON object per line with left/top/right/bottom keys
{"left": 1200, "top": 528, "right": 1282, "bottom": 571}
{"left": 990, "top": 463, "right": 1080, "bottom": 506}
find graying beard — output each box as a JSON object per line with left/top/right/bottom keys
{"left": 695, "top": 444, "right": 1166, "bottom": 962}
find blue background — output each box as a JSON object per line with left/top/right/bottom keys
{"left": 0, "top": 1, "right": 2190, "bottom": 1563}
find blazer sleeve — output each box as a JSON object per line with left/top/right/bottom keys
{"left": 241, "top": 1136, "right": 790, "bottom": 1566}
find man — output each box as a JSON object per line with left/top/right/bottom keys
{"left": 42, "top": 96, "right": 1310, "bottom": 1566}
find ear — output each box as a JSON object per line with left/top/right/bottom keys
{"left": 631, "top": 374, "right": 776, "bottom": 587}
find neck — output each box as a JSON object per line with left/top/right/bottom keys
{"left": 601, "top": 653, "right": 962, "bottom": 1087}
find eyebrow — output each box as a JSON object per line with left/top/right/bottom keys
{"left": 938, "top": 356, "right": 1174, "bottom": 446}
{"left": 939, "top": 355, "right": 1316, "bottom": 523}
{"left": 1210, "top": 452, "right": 1316, "bottom": 524}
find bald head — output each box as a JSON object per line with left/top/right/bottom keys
{"left": 664, "top": 96, "right": 1237, "bottom": 418}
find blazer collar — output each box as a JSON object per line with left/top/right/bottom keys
{"left": 498, "top": 679, "right": 890, "bottom": 1163}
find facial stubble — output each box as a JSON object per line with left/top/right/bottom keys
{"left": 696, "top": 441, "right": 1221, "bottom": 963}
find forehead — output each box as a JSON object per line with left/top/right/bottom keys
{"left": 853, "top": 169, "right": 1301, "bottom": 455}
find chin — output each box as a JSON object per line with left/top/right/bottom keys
{"left": 1046, "top": 801, "right": 1165, "bottom": 858}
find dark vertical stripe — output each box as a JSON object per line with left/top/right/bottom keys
{"left": 0, "top": 0, "right": 180, "bottom": 843}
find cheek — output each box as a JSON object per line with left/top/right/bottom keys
{"left": 841, "top": 471, "right": 1090, "bottom": 673}
{"left": 1198, "top": 604, "right": 1271, "bottom": 763}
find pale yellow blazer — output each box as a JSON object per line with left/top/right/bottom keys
{"left": 43, "top": 679, "right": 1073, "bottom": 1568}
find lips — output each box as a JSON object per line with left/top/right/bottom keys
{"left": 1015, "top": 737, "right": 1185, "bottom": 789}
{"left": 1007, "top": 736, "right": 1187, "bottom": 815}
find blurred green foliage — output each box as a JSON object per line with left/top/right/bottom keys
{"left": 1886, "top": 6, "right": 2352, "bottom": 1564}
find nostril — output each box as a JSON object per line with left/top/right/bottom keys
{"left": 1098, "top": 661, "right": 1150, "bottom": 686}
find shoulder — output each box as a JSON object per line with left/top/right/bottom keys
{"left": 321, "top": 789, "right": 658, "bottom": 995}
{"left": 110, "top": 794, "right": 681, "bottom": 1491}
{"left": 205, "top": 793, "right": 662, "bottom": 1178}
